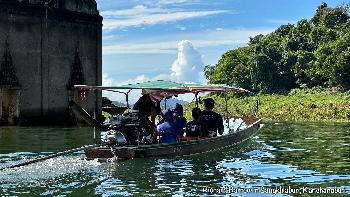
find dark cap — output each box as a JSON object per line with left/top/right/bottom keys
{"left": 202, "top": 98, "right": 215, "bottom": 109}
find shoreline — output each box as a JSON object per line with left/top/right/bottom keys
{"left": 185, "top": 88, "right": 350, "bottom": 123}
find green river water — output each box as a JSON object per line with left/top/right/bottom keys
{"left": 0, "top": 122, "right": 349, "bottom": 196}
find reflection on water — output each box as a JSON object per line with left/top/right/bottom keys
{"left": 0, "top": 122, "right": 350, "bottom": 196}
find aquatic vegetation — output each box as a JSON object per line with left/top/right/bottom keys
{"left": 202, "top": 88, "right": 350, "bottom": 122}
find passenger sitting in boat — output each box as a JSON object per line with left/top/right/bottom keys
{"left": 172, "top": 103, "right": 187, "bottom": 136}
{"left": 185, "top": 107, "right": 208, "bottom": 137}
{"left": 200, "top": 98, "right": 224, "bottom": 137}
{"left": 157, "top": 107, "right": 186, "bottom": 144}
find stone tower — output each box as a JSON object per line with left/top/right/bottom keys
{"left": 0, "top": 0, "right": 102, "bottom": 125}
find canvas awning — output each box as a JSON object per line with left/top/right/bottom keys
{"left": 74, "top": 80, "right": 250, "bottom": 101}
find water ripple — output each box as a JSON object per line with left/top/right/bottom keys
{"left": 0, "top": 123, "right": 350, "bottom": 196}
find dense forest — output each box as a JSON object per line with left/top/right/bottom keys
{"left": 205, "top": 3, "right": 350, "bottom": 93}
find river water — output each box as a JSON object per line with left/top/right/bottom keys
{"left": 0, "top": 122, "right": 349, "bottom": 196}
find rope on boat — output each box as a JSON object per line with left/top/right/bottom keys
{"left": 0, "top": 143, "right": 106, "bottom": 171}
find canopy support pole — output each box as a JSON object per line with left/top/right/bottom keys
{"left": 254, "top": 95, "right": 260, "bottom": 116}
{"left": 126, "top": 92, "right": 129, "bottom": 109}
{"left": 125, "top": 90, "right": 131, "bottom": 109}
{"left": 105, "top": 89, "right": 131, "bottom": 109}
{"left": 224, "top": 90, "right": 229, "bottom": 128}
{"left": 195, "top": 92, "right": 199, "bottom": 108}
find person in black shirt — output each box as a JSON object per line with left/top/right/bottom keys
{"left": 200, "top": 98, "right": 224, "bottom": 137}
{"left": 185, "top": 107, "right": 208, "bottom": 137}
{"left": 132, "top": 94, "right": 161, "bottom": 143}
{"left": 133, "top": 94, "right": 162, "bottom": 125}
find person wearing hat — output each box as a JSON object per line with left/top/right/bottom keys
{"left": 200, "top": 98, "right": 224, "bottom": 137}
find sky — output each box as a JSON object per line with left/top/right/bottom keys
{"left": 96, "top": 0, "right": 346, "bottom": 102}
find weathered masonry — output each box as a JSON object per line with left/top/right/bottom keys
{"left": 0, "top": 0, "right": 102, "bottom": 125}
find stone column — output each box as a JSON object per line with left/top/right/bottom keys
{"left": 67, "top": 48, "right": 88, "bottom": 125}
{"left": 0, "top": 87, "right": 20, "bottom": 125}
{"left": 0, "top": 40, "right": 21, "bottom": 126}
{"left": 0, "top": 90, "right": 2, "bottom": 122}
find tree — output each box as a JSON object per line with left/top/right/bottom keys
{"left": 313, "top": 32, "right": 350, "bottom": 88}
{"left": 206, "top": 3, "right": 350, "bottom": 92}
{"left": 311, "top": 2, "right": 349, "bottom": 27}
{"left": 205, "top": 47, "right": 253, "bottom": 90}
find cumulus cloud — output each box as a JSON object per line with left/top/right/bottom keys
{"left": 170, "top": 40, "right": 205, "bottom": 83}
{"left": 102, "top": 40, "right": 205, "bottom": 103}
{"left": 123, "top": 40, "right": 205, "bottom": 83}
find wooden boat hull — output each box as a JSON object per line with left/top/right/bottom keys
{"left": 85, "top": 118, "right": 262, "bottom": 160}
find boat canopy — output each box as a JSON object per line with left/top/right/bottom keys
{"left": 75, "top": 80, "right": 184, "bottom": 90}
{"left": 74, "top": 80, "right": 250, "bottom": 100}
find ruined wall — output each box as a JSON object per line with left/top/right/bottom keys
{"left": 0, "top": 0, "right": 102, "bottom": 125}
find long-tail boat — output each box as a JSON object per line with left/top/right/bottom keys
{"left": 73, "top": 80, "right": 263, "bottom": 160}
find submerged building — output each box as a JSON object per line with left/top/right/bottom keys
{"left": 0, "top": 0, "right": 102, "bottom": 125}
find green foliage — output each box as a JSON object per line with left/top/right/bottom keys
{"left": 311, "top": 3, "right": 349, "bottom": 27}
{"left": 206, "top": 47, "right": 254, "bottom": 90}
{"left": 256, "top": 88, "right": 350, "bottom": 122}
{"left": 102, "top": 111, "right": 112, "bottom": 122}
{"left": 202, "top": 88, "right": 350, "bottom": 122}
{"left": 205, "top": 3, "right": 350, "bottom": 93}
{"left": 313, "top": 31, "right": 350, "bottom": 88}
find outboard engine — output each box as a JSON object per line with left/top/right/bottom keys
{"left": 107, "top": 110, "right": 154, "bottom": 145}
{"left": 106, "top": 130, "right": 127, "bottom": 146}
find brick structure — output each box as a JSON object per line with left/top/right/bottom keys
{"left": 0, "top": 0, "right": 102, "bottom": 125}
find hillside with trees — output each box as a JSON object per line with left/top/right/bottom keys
{"left": 205, "top": 3, "right": 350, "bottom": 93}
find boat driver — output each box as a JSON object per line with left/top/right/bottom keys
{"left": 133, "top": 94, "right": 161, "bottom": 124}
{"left": 200, "top": 98, "right": 224, "bottom": 137}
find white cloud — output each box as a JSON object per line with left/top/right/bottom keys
{"left": 171, "top": 40, "right": 205, "bottom": 82}
{"left": 102, "top": 72, "right": 114, "bottom": 87}
{"left": 102, "top": 40, "right": 205, "bottom": 103}
{"left": 103, "top": 41, "right": 178, "bottom": 54}
{"left": 103, "top": 10, "right": 227, "bottom": 30}
{"left": 102, "top": 28, "right": 274, "bottom": 54}
{"left": 133, "top": 0, "right": 201, "bottom": 6}
{"left": 102, "top": 73, "right": 123, "bottom": 102}
{"left": 102, "top": 73, "right": 149, "bottom": 104}
{"left": 176, "top": 25, "right": 187, "bottom": 31}
{"left": 156, "top": 0, "right": 199, "bottom": 5}
{"left": 101, "top": 4, "right": 227, "bottom": 30}
{"left": 101, "top": 5, "right": 166, "bottom": 18}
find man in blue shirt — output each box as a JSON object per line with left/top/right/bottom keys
{"left": 157, "top": 104, "right": 187, "bottom": 143}
{"left": 200, "top": 98, "right": 224, "bottom": 137}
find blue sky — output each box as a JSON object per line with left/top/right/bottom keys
{"left": 96, "top": 0, "right": 346, "bottom": 101}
